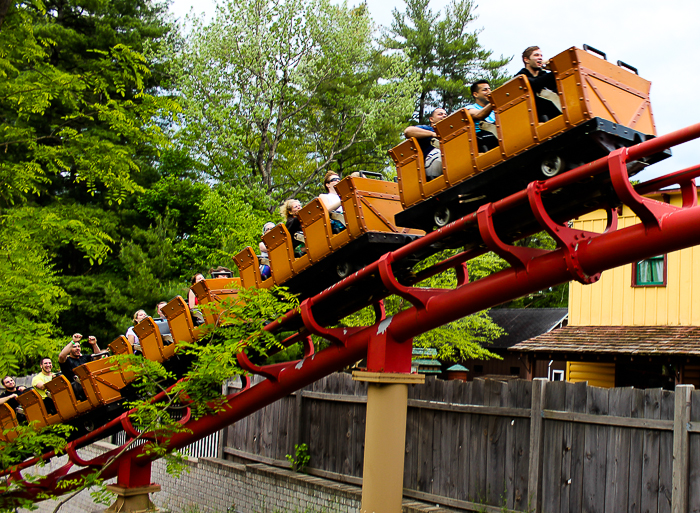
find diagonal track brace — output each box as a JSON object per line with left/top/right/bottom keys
{"left": 608, "top": 147, "right": 679, "bottom": 231}
{"left": 477, "top": 202, "right": 549, "bottom": 275}
{"left": 527, "top": 181, "right": 615, "bottom": 284}
{"left": 377, "top": 253, "right": 451, "bottom": 310}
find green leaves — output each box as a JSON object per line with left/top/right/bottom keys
{"left": 339, "top": 249, "right": 505, "bottom": 365}
{"left": 174, "top": 0, "right": 417, "bottom": 199}
{"left": 0, "top": 0, "right": 180, "bottom": 374}
{"left": 1, "top": 25, "right": 177, "bottom": 202}
{"left": 0, "top": 204, "right": 118, "bottom": 373}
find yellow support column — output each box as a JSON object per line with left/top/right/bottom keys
{"left": 353, "top": 371, "right": 425, "bottom": 513}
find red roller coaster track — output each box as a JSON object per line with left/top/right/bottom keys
{"left": 4, "top": 122, "right": 700, "bottom": 503}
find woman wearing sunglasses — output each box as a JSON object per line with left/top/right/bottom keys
{"left": 319, "top": 172, "right": 346, "bottom": 234}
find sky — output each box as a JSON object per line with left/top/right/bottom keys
{"left": 168, "top": 0, "right": 700, "bottom": 183}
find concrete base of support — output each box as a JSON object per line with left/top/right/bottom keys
{"left": 353, "top": 371, "right": 424, "bottom": 513}
{"left": 100, "top": 484, "right": 162, "bottom": 513}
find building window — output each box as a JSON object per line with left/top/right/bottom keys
{"left": 633, "top": 255, "right": 666, "bottom": 286}
{"left": 551, "top": 370, "right": 565, "bottom": 381}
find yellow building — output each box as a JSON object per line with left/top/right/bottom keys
{"left": 511, "top": 188, "right": 700, "bottom": 389}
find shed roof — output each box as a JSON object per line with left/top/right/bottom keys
{"left": 510, "top": 325, "right": 700, "bottom": 355}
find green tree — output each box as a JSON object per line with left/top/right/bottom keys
{"left": 384, "top": 0, "right": 510, "bottom": 122}
{"left": 177, "top": 183, "right": 280, "bottom": 274}
{"left": 467, "top": 232, "right": 570, "bottom": 310}
{"left": 0, "top": 0, "right": 179, "bottom": 373}
{"left": 310, "top": 48, "right": 418, "bottom": 178}
{"left": 174, "top": 0, "right": 418, "bottom": 202}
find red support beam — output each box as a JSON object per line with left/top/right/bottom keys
{"left": 116, "top": 455, "right": 152, "bottom": 488}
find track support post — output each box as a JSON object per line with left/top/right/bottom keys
{"left": 353, "top": 326, "right": 424, "bottom": 513}
{"left": 101, "top": 456, "right": 160, "bottom": 513}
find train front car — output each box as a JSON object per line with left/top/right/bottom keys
{"left": 392, "top": 46, "right": 669, "bottom": 234}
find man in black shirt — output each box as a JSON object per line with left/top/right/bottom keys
{"left": 58, "top": 333, "right": 108, "bottom": 400}
{"left": 0, "top": 376, "right": 26, "bottom": 410}
{"left": 1, "top": 376, "right": 27, "bottom": 421}
{"left": 515, "top": 46, "right": 561, "bottom": 122}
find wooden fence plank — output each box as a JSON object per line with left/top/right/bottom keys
{"left": 641, "top": 388, "right": 661, "bottom": 513}
{"left": 671, "top": 385, "right": 692, "bottom": 513}
{"left": 431, "top": 405, "right": 445, "bottom": 496}
{"left": 486, "top": 380, "right": 508, "bottom": 507}
{"left": 627, "top": 388, "right": 645, "bottom": 513}
{"left": 456, "top": 380, "right": 472, "bottom": 502}
{"left": 512, "top": 379, "right": 531, "bottom": 512}
{"left": 541, "top": 410, "right": 672, "bottom": 430}
{"left": 414, "top": 375, "right": 434, "bottom": 494}
{"left": 604, "top": 387, "right": 632, "bottom": 513}
{"left": 340, "top": 374, "right": 355, "bottom": 477}
{"left": 307, "top": 383, "right": 321, "bottom": 470}
{"left": 582, "top": 385, "right": 609, "bottom": 513}
{"left": 235, "top": 405, "right": 248, "bottom": 453}
{"left": 404, "top": 403, "right": 419, "bottom": 490}
{"left": 658, "top": 390, "right": 674, "bottom": 513}
{"left": 260, "top": 393, "right": 275, "bottom": 458}
{"left": 562, "top": 380, "right": 587, "bottom": 513}
{"left": 503, "top": 380, "right": 517, "bottom": 510}
{"left": 554, "top": 380, "right": 570, "bottom": 513}
{"left": 469, "top": 379, "right": 487, "bottom": 503}
{"left": 528, "top": 378, "right": 546, "bottom": 513}
{"left": 354, "top": 379, "right": 367, "bottom": 479}
{"left": 331, "top": 376, "right": 344, "bottom": 475}
{"left": 542, "top": 380, "right": 566, "bottom": 513}
{"left": 688, "top": 390, "right": 700, "bottom": 513}
{"left": 327, "top": 374, "right": 341, "bottom": 473}
{"left": 246, "top": 404, "right": 261, "bottom": 455}
{"left": 292, "top": 390, "right": 303, "bottom": 456}
{"left": 275, "top": 395, "right": 287, "bottom": 460}
{"left": 441, "top": 380, "right": 460, "bottom": 499}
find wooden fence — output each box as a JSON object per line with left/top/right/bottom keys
{"left": 221, "top": 373, "right": 699, "bottom": 513}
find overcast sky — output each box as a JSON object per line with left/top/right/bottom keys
{"left": 169, "top": 0, "right": 700, "bottom": 183}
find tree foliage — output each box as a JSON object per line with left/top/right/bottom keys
{"left": 467, "top": 231, "right": 570, "bottom": 310}
{"left": 496, "top": 232, "right": 569, "bottom": 309}
{"left": 174, "top": 0, "right": 419, "bottom": 202}
{"left": 0, "top": 0, "right": 180, "bottom": 374}
{"left": 384, "top": 0, "right": 511, "bottom": 122}
{"left": 0, "top": 0, "right": 178, "bottom": 205}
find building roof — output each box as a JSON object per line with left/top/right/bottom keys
{"left": 510, "top": 325, "right": 700, "bottom": 355}
{"left": 487, "top": 308, "right": 568, "bottom": 349}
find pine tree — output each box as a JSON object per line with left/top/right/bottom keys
{"left": 384, "top": 0, "right": 510, "bottom": 122}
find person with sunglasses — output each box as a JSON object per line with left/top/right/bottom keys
{"left": 319, "top": 172, "right": 346, "bottom": 234}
